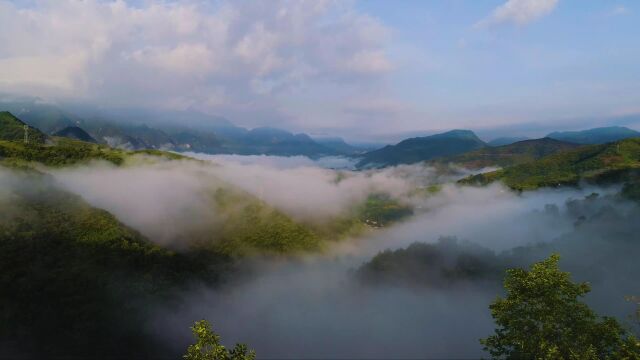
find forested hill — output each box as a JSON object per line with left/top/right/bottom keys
{"left": 0, "top": 100, "right": 354, "bottom": 157}
{"left": 439, "top": 137, "right": 581, "bottom": 169}
{"left": 460, "top": 137, "right": 640, "bottom": 190}
{"left": 0, "top": 111, "right": 47, "bottom": 144}
{"left": 356, "top": 130, "right": 486, "bottom": 168}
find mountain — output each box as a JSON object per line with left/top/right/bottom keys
{"left": 487, "top": 136, "right": 530, "bottom": 147}
{"left": 460, "top": 138, "right": 640, "bottom": 190}
{"left": 1, "top": 98, "right": 343, "bottom": 157}
{"left": 171, "top": 130, "right": 223, "bottom": 153}
{"left": 312, "top": 136, "right": 362, "bottom": 155}
{"left": 53, "top": 126, "right": 97, "bottom": 143}
{"left": 0, "top": 111, "right": 47, "bottom": 144}
{"left": 0, "top": 97, "right": 78, "bottom": 133}
{"left": 0, "top": 169, "right": 221, "bottom": 357}
{"left": 223, "top": 127, "right": 337, "bottom": 157}
{"left": 547, "top": 126, "right": 640, "bottom": 145}
{"left": 356, "top": 129, "right": 486, "bottom": 168}
{"left": 441, "top": 138, "right": 581, "bottom": 169}
{"left": 119, "top": 124, "right": 175, "bottom": 149}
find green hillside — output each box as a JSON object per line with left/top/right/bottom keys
{"left": 460, "top": 138, "right": 640, "bottom": 190}
{"left": 0, "top": 111, "right": 47, "bottom": 144}
{"left": 440, "top": 137, "right": 580, "bottom": 169}
{"left": 0, "top": 137, "right": 186, "bottom": 168}
{"left": 357, "top": 130, "right": 486, "bottom": 168}
{"left": 0, "top": 170, "right": 223, "bottom": 357}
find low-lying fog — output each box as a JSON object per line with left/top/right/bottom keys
{"left": 30, "top": 153, "right": 639, "bottom": 358}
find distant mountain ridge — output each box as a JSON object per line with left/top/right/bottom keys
{"left": 356, "top": 129, "right": 486, "bottom": 168}
{"left": 53, "top": 126, "right": 97, "bottom": 143}
{"left": 312, "top": 136, "right": 363, "bottom": 155}
{"left": 0, "top": 99, "right": 351, "bottom": 157}
{"left": 488, "top": 136, "right": 530, "bottom": 147}
{"left": 547, "top": 126, "right": 640, "bottom": 144}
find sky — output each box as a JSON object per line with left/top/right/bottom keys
{"left": 0, "top": 0, "right": 638, "bottom": 140}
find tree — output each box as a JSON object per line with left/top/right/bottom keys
{"left": 481, "top": 254, "right": 640, "bottom": 359}
{"left": 184, "top": 320, "right": 255, "bottom": 360}
{"left": 626, "top": 295, "right": 640, "bottom": 333}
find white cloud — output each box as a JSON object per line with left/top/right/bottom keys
{"left": 476, "top": 0, "right": 559, "bottom": 28}
{"left": 0, "top": 0, "right": 392, "bottom": 125}
{"left": 609, "top": 5, "right": 630, "bottom": 16}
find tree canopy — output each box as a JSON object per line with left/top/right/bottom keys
{"left": 184, "top": 320, "right": 255, "bottom": 360}
{"left": 481, "top": 254, "right": 640, "bottom": 359}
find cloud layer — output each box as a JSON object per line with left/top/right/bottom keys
{"left": 0, "top": 0, "right": 391, "bottom": 128}
{"left": 477, "top": 0, "right": 559, "bottom": 27}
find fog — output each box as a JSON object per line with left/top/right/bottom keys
{"left": 50, "top": 154, "right": 455, "bottom": 231}
{"left": 185, "top": 153, "right": 358, "bottom": 170}
{"left": 8, "top": 155, "right": 637, "bottom": 358}
{"left": 145, "top": 178, "right": 636, "bottom": 359}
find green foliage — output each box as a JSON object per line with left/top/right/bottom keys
{"left": 0, "top": 111, "right": 47, "bottom": 144}
{"left": 461, "top": 138, "right": 640, "bottom": 190}
{"left": 184, "top": 320, "right": 255, "bottom": 360}
{"left": 0, "top": 137, "right": 126, "bottom": 166}
{"left": 356, "top": 238, "right": 504, "bottom": 287}
{"left": 357, "top": 193, "right": 413, "bottom": 227}
{"left": 481, "top": 254, "right": 640, "bottom": 359}
{"left": 0, "top": 136, "right": 186, "bottom": 168}
{"left": 441, "top": 138, "right": 580, "bottom": 169}
{"left": 626, "top": 296, "right": 640, "bottom": 333}
{"left": 0, "top": 171, "right": 228, "bottom": 357}
{"left": 207, "top": 188, "right": 322, "bottom": 255}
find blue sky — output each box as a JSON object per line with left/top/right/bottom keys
{"left": 355, "top": 0, "right": 640, "bottom": 137}
{"left": 0, "top": 0, "right": 638, "bottom": 140}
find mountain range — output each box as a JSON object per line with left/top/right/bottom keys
{"left": 0, "top": 98, "right": 362, "bottom": 158}
{"left": 546, "top": 126, "right": 640, "bottom": 145}
{"left": 356, "top": 126, "right": 640, "bottom": 169}
{"left": 3, "top": 97, "right": 640, "bottom": 166}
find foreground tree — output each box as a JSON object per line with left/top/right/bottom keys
{"left": 481, "top": 254, "right": 640, "bottom": 359}
{"left": 184, "top": 320, "right": 255, "bottom": 360}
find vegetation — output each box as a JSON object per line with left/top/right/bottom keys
{"left": 356, "top": 129, "right": 486, "bottom": 168}
{"left": 357, "top": 193, "right": 413, "bottom": 227}
{"left": 440, "top": 137, "right": 580, "bottom": 169}
{"left": 460, "top": 138, "right": 640, "bottom": 190}
{"left": 0, "top": 135, "right": 186, "bottom": 168}
{"left": 356, "top": 238, "right": 504, "bottom": 287}
{"left": 0, "top": 111, "right": 47, "bottom": 144}
{"left": 481, "top": 254, "right": 640, "bottom": 359}
{"left": 0, "top": 172, "right": 228, "bottom": 357}
{"left": 184, "top": 320, "right": 255, "bottom": 360}
{"left": 211, "top": 188, "right": 323, "bottom": 255}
